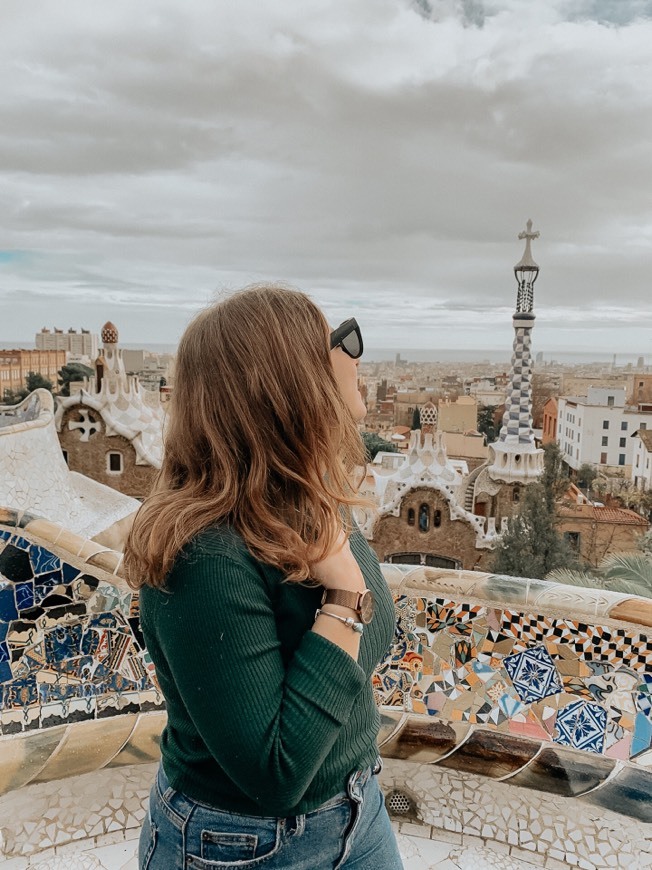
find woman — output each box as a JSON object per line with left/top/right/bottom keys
{"left": 124, "top": 284, "right": 404, "bottom": 869}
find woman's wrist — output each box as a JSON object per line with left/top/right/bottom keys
{"left": 320, "top": 603, "right": 360, "bottom": 618}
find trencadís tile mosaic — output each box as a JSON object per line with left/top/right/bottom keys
{"left": 372, "top": 595, "right": 652, "bottom": 763}
{"left": 0, "top": 530, "right": 163, "bottom": 738}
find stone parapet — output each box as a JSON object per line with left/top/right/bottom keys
{"left": 1, "top": 508, "right": 652, "bottom": 864}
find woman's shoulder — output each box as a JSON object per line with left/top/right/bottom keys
{"left": 170, "top": 524, "right": 278, "bottom": 587}
{"left": 187, "top": 523, "right": 249, "bottom": 559}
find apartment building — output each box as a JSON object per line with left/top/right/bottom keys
{"left": 557, "top": 387, "right": 652, "bottom": 474}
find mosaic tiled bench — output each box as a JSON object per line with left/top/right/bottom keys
{"left": 2, "top": 506, "right": 652, "bottom": 865}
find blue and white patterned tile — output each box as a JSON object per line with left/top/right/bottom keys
{"left": 503, "top": 645, "right": 563, "bottom": 704}
{"left": 554, "top": 700, "right": 607, "bottom": 753}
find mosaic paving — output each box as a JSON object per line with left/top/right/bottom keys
{"left": 0, "top": 528, "right": 162, "bottom": 740}
{"left": 0, "top": 759, "right": 154, "bottom": 859}
{"left": 382, "top": 758, "right": 652, "bottom": 869}
{"left": 374, "top": 595, "right": 652, "bottom": 764}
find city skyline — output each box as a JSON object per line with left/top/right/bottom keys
{"left": 1, "top": 0, "right": 652, "bottom": 351}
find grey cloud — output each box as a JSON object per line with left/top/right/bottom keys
{"left": 1, "top": 0, "right": 651, "bottom": 353}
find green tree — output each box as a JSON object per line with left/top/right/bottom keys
{"left": 577, "top": 463, "right": 598, "bottom": 491}
{"left": 541, "top": 441, "right": 569, "bottom": 507}
{"left": 477, "top": 405, "right": 497, "bottom": 444}
{"left": 640, "top": 491, "right": 652, "bottom": 522}
{"left": 411, "top": 407, "right": 421, "bottom": 431}
{"left": 361, "top": 432, "right": 399, "bottom": 462}
{"left": 491, "top": 482, "right": 577, "bottom": 579}
{"left": 58, "top": 363, "right": 93, "bottom": 396}
{"left": 3, "top": 371, "right": 53, "bottom": 404}
{"left": 25, "top": 371, "right": 53, "bottom": 393}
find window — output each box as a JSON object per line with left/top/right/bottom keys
{"left": 564, "top": 531, "right": 581, "bottom": 552}
{"left": 602, "top": 436, "right": 608, "bottom": 447}
{"left": 386, "top": 553, "right": 422, "bottom": 565}
{"left": 619, "top": 437, "right": 626, "bottom": 448}
{"left": 621, "top": 422, "right": 628, "bottom": 431}
{"left": 641, "top": 423, "right": 648, "bottom": 430}
{"left": 603, "top": 420, "right": 609, "bottom": 430}
{"left": 619, "top": 454, "right": 626, "bottom": 466}
{"left": 607, "top": 396, "right": 615, "bottom": 407}
{"left": 600, "top": 452, "right": 607, "bottom": 464}
{"left": 424, "top": 554, "right": 458, "bottom": 569}
{"left": 418, "top": 504, "right": 430, "bottom": 532}
{"left": 513, "top": 487, "right": 520, "bottom": 503}
{"left": 107, "top": 451, "right": 123, "bottom": 473}
{"left": 433, "top": 509, "right": 442, "bottom": 528}
{"left": 407, "top": 508, "right": 415, "bottom": 526}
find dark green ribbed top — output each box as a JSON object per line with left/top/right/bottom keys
{"left": 139, "top": 524, "right": 396, "bottom": 817}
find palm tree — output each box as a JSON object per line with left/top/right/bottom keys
{"left": 547, "top": 550, "right": 652, "bottom": 599}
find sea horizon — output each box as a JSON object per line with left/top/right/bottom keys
{"left": 1, "top": 340, "right": 651, "bottom": 368}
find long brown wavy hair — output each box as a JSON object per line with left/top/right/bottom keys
{"left": 123, "top": 284, "right": 369, "bottom": 589}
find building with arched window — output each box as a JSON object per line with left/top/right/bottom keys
{"left": 358, "top": 221, "right": 547, "bottom": 571}
{"left": 55, "top": 322, "right": 165, "bottom": 499}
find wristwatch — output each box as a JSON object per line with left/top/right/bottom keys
{"left": 321, "top": 588, "right": 375, "bottom": 624}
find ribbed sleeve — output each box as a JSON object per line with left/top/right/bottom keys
{"left": 145, "top": 552, "right": 368, "bottom": 815}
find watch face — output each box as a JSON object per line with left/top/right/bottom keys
{"left": 359, "top": 589, "right": 374, "bottom": 624}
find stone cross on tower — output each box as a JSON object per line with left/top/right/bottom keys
{"left": 487, "top": 221, "right": 544, "bottom": 484}
{"left": 515, "top": 219, "right": 540, "bottom": 314}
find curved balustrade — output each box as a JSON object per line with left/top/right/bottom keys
{"left": 2, "top": 506, "right": 652, "bottom": 865}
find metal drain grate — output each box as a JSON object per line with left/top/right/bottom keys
{"left": 386, "top": 789, "right": 415, "bottom": 817}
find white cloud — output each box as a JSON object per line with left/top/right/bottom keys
{"left": 0, "top": 0, "right": 651, "bottom": 354}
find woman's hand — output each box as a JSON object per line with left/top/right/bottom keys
{"left": 310, "top": 528, "right": 366, "bottom": 592}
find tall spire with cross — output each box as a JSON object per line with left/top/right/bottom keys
{"left": 487, "top": 220, "right": 544, "bottom": 483}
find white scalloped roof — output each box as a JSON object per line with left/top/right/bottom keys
{"left": 0, "top": 390, "right": 139, "bottom": 538}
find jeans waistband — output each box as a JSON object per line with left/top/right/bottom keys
{"left": 156, "top": 756, "right": 382, "bottom": 819}
{"left": 313, "top": 755, "right": 382, "bottom": 812}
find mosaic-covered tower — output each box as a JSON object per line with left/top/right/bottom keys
{"left": 97, "top": 320, "right": 128, "bottom": 393}
{"left": 487, "top": 220, "right": 544, "bottom": 483}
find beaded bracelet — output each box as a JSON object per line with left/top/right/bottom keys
{"left": 314, "top": 608, "right": 364, "bottom": 634}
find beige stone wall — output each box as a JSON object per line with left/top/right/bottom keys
{"left": 0, "top": 348, "right": 66, "bottom": 395}
{"left": 438, "top": 397, "right": 477, "bottom": 433}
{"left": 443, "top": 432, "right": 487, "bottom": 461}
{"left": 58, "top": 407, "right": 156, "bottom": 499}
{"left": 542, "top": 397, "right": 557, "bottom": 445}
{"left": 630, "top": 373, "right": 652, "bottom": 406}
{"left": 370, "top": 487, "right": 493, "bottom": 571}
{"left": 558, "top": 515, "right": 645, "bottom": 568}
{"left": 491, "top": 482, "right": 525, "bottom": 524}
{"left": 561, "top": 374, "right": 630, "bottom": 397}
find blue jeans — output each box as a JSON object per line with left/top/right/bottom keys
{"left": 139, "top": 760, "right": 403, "bottom": 869}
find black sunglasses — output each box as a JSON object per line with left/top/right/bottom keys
{"left": 329, "top": 318, "right": 363, "bottom": 359}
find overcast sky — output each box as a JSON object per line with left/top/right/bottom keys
{"left": 1, "top": 0, "right": 652, "bottom": 355}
